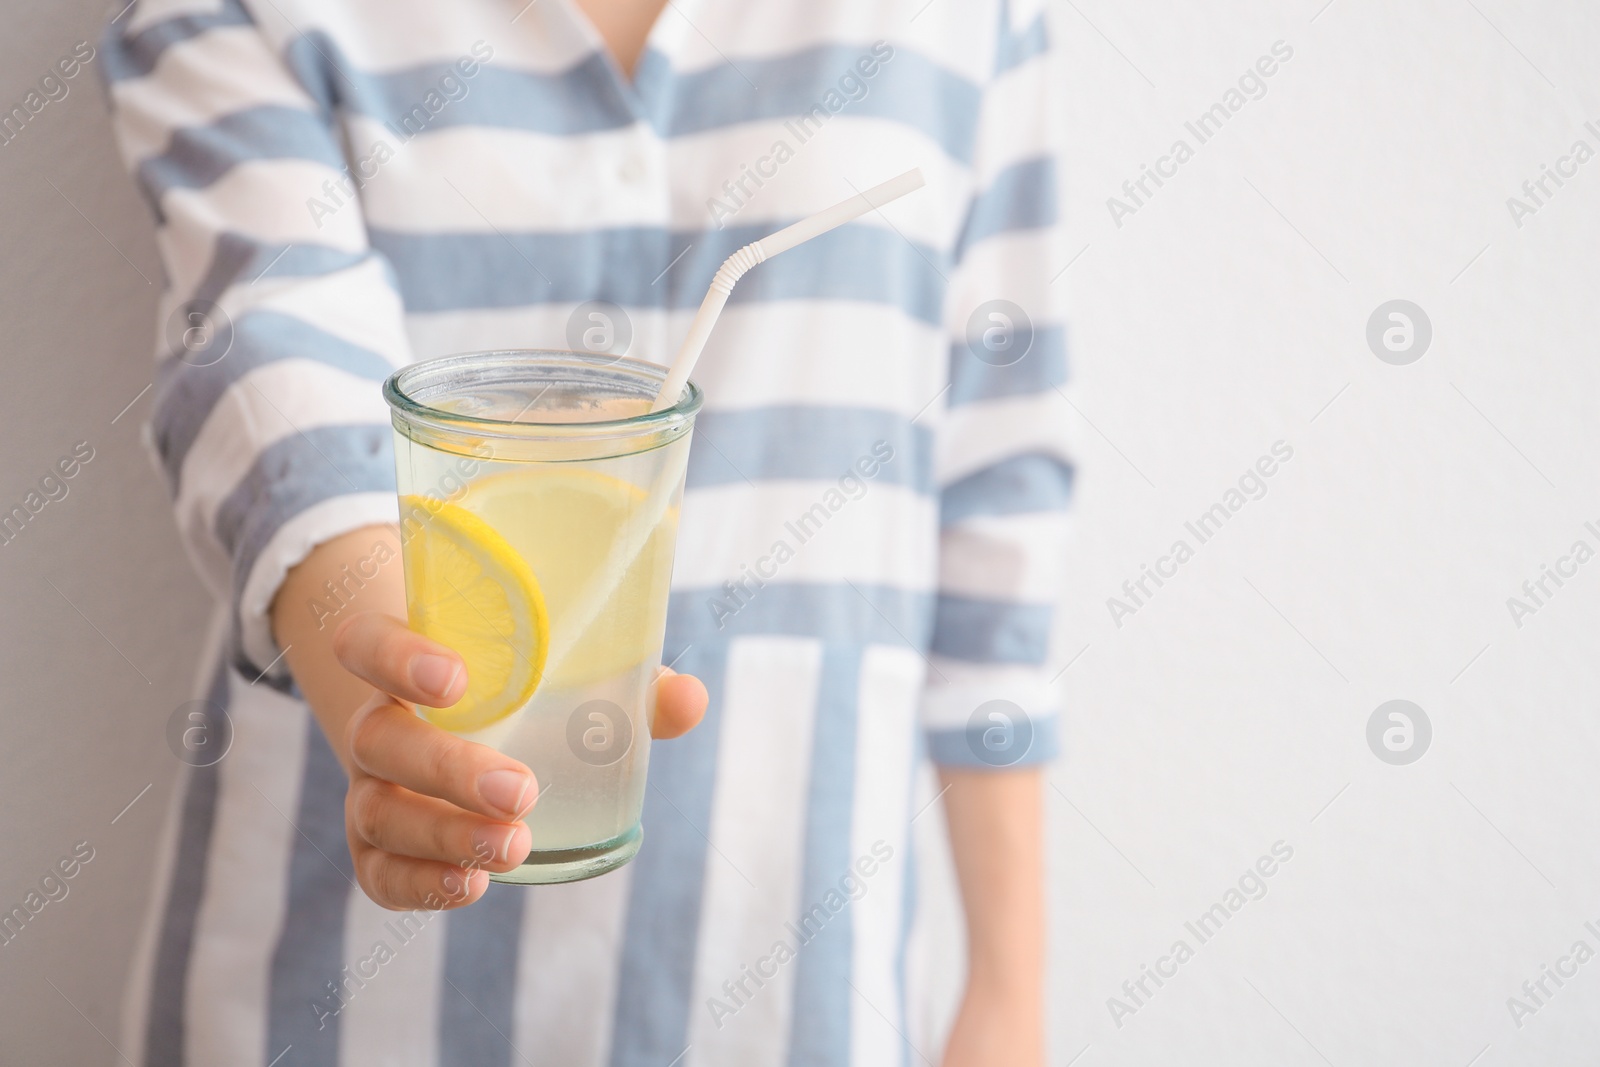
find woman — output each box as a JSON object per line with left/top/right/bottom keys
{"left": 102, "top": 0, "right": 1068, "bottom": 1062}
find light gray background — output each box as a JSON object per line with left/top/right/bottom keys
{"left": 3, "top": 1, "right": 1599, "bottom": 1065}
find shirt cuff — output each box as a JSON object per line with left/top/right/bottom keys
{"left": 919, "top": 658, "right": 1061, "bottom": 769}
{"left": 236, "top": 491, "right": 400, "bottom": 679}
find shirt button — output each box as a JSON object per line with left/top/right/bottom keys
{"left": 618, "top": 158, "right": 645, "bottom": 184}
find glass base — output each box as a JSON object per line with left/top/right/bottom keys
{"left": 488, "top": 823, "right": 642, "bottom": 885}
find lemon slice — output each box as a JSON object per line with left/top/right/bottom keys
{"left": 400, "top": 495, "right": 548, "bottom": 733}
{"left": 461, "top": 468, "right": 676, "bottom": 689}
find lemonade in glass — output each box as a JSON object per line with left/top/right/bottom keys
{"left": 383, "top": 350, "right": 700, "bottom": 883}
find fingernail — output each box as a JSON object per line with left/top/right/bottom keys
{"left": 472, "top": 824, "right": 525, "bottom": 865}
{"left": 478, "top": 769, "right": 533, "bottom": 817}
{"left": 412, "top": 655, "right": 461, "bottom": 700}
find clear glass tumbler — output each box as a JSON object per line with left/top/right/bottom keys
{"left": 383, "top": 350, "right": 700, "bottom": 883}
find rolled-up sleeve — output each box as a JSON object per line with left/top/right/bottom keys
{"left": 101, "top": 5, "right": 408, "bottom": 681}
{"left": 922, "top": 1, "right": 1072, "bottom": 769}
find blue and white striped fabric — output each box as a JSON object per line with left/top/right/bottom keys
{"left": 103, "top": 0, "right": 1070, "bottom": 1062}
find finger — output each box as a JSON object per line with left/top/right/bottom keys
{"left": 350, "top": 840, "right": 491, "bottom": 911}
{"left": 333, "top": 611, "right": 467, "bottom": 707}
{"left": 348, "top": 700, "right": 537, "bottom": 820}
{"left": 651, "top": 667, "right": 708, "bottom": 740}
{"left": 348, "top": 776, "right": 532, "bottom": 872}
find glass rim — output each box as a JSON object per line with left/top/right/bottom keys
{"left": 382, "top": 349, "right": 703, "bottom": 439}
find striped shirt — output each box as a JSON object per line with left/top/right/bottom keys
{"left": 101, "top": 0, "right": 1070, "bottom": 1063}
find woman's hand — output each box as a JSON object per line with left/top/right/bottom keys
{"left": 331, "top": 611, "right": 706, "bottom": 910}
{"left": 273, "top": 526, "right": 708, "bottom": 912}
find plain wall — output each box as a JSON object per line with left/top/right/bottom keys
{"left": 1047, "top": 2, "right": 1600, "bottom": 1065}
{"left": 4, "top": 1, "right": 1600, "bottom": 1065}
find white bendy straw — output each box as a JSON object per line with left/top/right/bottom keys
{"left": 650, "top": 168, "right": 927, "bottom": 412}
